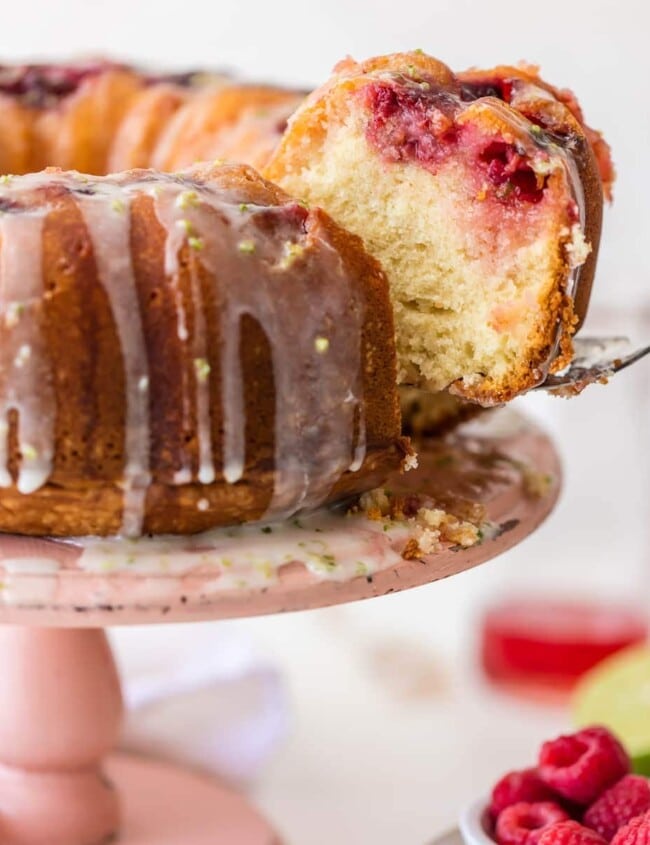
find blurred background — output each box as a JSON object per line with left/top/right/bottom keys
{"left": 8, "top": 0, "right": 650, "bottom": 841}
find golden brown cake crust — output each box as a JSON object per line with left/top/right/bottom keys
{"left": 265, "top": 51, "right": 607, "bottom": 404}
{"left": 0, "top": 64, "right": 303, "bottom": 176}
{"left": 0, "top": 164, "right": 407, "bottom": 536}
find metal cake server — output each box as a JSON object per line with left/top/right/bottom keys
{"left": 536, "top": 336, "right": 650, "bottom": 395}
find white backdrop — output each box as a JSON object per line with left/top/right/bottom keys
{"left": 4, "top": 3, "right": 649, "bottom": 842}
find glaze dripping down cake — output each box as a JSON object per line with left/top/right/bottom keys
{"left": 266, "top": 51, "right": 609, "bottom": 403}
{"left": 0, "top": 164, "right": 406, "bottom": 536}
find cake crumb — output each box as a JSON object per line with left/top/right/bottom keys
{"left": 520, "top": 465, "right": 553, "bottom": 498}
{"left": 564, "top": 223, "right": 591, "bottom": 268}
{"left": 355, "top": 487, "right": 483, "bottom": 558}
{"left": 358, "top": 488, "right": 391, "bottom": 520}
{"left": 402, "top": 451, "right": 419, "bottom": 472}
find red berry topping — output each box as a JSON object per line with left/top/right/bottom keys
{"left": 611, "top": 811, "right": 650, "bottom": 845}
{"left": 495, "top": 801, "right": 570, "bottom": 845}
{"left": 584, "top": 776, "right": 650, "bottom": 842}
{"left": 538, "top": 821, "right": 608, "bottom": 845}
{"left": 491, "top": 769, "right": 557, "bottom": 819}
{"left": 538, "top": 727, "right": 630, "bottom": 804}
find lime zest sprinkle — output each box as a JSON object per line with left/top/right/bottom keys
{"left": 188, "top": 235, "right": 204, "bottom": 251}
{"left": 194, "top": 357, "right": 211, "bottom": 382}
{"left": 5, "top": 302, "right": 25, "bottom": 328}
{"left": 255, "top": 561, "right": 274, "bottom": 579}
{"left": 239, "top": 203, "right": 250, "bottom": 212}
{"left": 314, "top": 336, "right": 330, "bottom": 354}
{"left": 111, "top": 198, "right": 125, "bottom": 214}
{"left": 14, "top": 344, "right": 31, "bottom": 368}
{"left": 0, "top": 174, "right": 13, "bottom": 185}
{"left": 280, "top": 241, "right": 305, "bottom": 269}
{"left": 176, "top": 190, "right": 200, "bottom": 210}
{"left": 177, "top": 218, "right": 193, "bottom": 234}
{"left": 21, "top": 443, "right": 38, "bottom": 460}
{"left": 238, "top": 239, "right": 256, "bottom": 254}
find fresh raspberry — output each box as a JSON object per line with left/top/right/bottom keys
{"left": 584, "top": 776, "right": 650, "bottom": 841}
{"left": 491, "top": 769, "right": 558, "bottom": 819}
{"left": 495, "top": 801, "right": 570, "bottom": 845}
{"left": 538, "top": 727, "right": 630, "bottom": 804}
{"left": 611, "top": 810, "right": 650, "bottom": 845}
{"left": 538, "top": 821, "right": 608, "bottom": 845}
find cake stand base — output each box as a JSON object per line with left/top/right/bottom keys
{"left": 107, "top": 754, "right": 280, "bottom": 845}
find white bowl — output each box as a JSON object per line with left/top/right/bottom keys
{"left": 459, "top": 800, "right": 495, "bottom": 845}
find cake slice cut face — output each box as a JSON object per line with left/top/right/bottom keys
{"left": 266, "top": 52, "right": 604, "bottom": 404}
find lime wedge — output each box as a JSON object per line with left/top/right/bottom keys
{"left": 572, "top": 644, "right": 650, "bottom": 770}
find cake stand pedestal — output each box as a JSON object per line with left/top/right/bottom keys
{"left": 0, "top": 411, "right": 561, "bottom": 844}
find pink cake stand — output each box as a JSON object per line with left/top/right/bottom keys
{"left": 0, "top": 411, "right": 561, "bottom": 844}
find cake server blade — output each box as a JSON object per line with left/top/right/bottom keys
{"left": 537, "top": 336, "right": 650, "bottom": 396}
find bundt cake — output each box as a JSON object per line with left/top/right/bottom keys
{"left": 0, "top": 53, "right": 611, "bottom": 536}
{"left": 0, "top": 61, "right": 303, "bottom": 176}
{"left": 265, "top": 51, "right": 610, "bottom": 403}
{"left": 0, "top": 163, "right": 406, "bottom": 536}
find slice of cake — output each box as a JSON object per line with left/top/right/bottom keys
{"left": 265, "top": 51, "right": 608, "bottom": 404}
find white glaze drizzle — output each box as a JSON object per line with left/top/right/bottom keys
{"left": 76, "top": 192, "right": 151, "bottom": 536}
{"left": 162, "top": 216, "right": 189, "bottom": 342}
{"left": 153, "top": 189, "right": 216, "bottom": 484}
{"left": 188, "top": 254, "right": 214, "bottom": 485}
{"left": 201, "top": 203, "right": 364, "bottom": 515}
{"left": 0, "top": 211, "right": 55, "bottom": 493}
{"left": 149, "top": 178, "right": 367, "bottom": 515}
{"left": 347, "top": 390, "right": 367, "bottom": 473}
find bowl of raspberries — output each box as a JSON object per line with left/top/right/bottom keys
{"left": 460, "top": 727, "right": 650, "bottom": 845}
